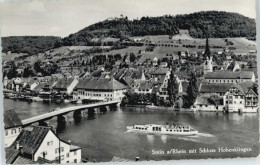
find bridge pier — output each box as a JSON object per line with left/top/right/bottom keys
{"left": 88, "top": 107, "right": 95, "bottom": 119}
{"left": 109, "top": 103, "right": 120, "bottom": 111}
{"left": 38, "top": 121, "right": 48, "bottom": 127}
{"left": 100, "top": 106, "right": 107, "bottom": 114}
{"left": 73, "top": 110, "right": 82, "bottom": 119}
{"left": 57, "top": 115, "right": 67, "bottom": 124}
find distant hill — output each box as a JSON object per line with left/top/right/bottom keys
{"left": 1, "top": 11, "right": 256, "bottom": 54}
{"left": 1, "top": 36, "right": 61, "bottom": 55}
{"left": 62, "top": 11, "right": 256, "bottom": 46}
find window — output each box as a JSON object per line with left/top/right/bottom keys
{"left": 55, "top": 148, "right": 59, "bottom": 154}
{"left": 11, "top": 129, "right": 16, "bottom": 134}
{"left": 61, "top": 147, "right": 64, "bottom": 152}
{"left": 55, "top": 156, "right": 59, "bottom": 161}
{"left": 61, "top": 155, "right": 64, "bottom": 160}
{"left": 74, "top": 151, "right": 77, "bottom": 155}
{"left": 47, "top": 141, "right": 53, "bottom": 146}
{"left": 74, "top": 159, "right": 77, "bottom": 163}
{"left": 5, "top": 130, "right": 8, "bottom": 136}
{"left": 66, "top": 153, "right": 69, "bottom": 157}
{"left": 67, "top": 161, "right": 69, "bottom": 163}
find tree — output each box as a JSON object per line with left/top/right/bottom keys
{"left": 7, "top": 62, "right": 17, "bottom": 79}
{"left": 130, "top": 53, "right": 136, "bottom": 62}
{"left": 186, "top": 71, "right": 199, "bottom": 107}
{"left": 167, "top": 70, "right": 179, "bottom": 106}
{"left": 208, "top": 94, "right": 221, "bottom": 106}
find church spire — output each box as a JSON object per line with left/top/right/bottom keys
{"left": 204, "top": 37, "right": 211, "bottom": 60}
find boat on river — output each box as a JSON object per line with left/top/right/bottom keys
{"left": 127, "top": 123, "right": 198, "bottom": 135}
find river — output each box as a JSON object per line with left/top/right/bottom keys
{"left": 4, "top": 99, "right": 260, "bottom": 162}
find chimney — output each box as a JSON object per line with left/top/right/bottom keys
{"left": 16, "top": 141, "right": 20, "bottom": 150}
{"left": 135, "top": 157, "right": 140, "bottom": 161}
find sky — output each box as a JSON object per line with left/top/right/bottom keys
{"left": 0, "top": 0, "right": 257, "bottom": 37}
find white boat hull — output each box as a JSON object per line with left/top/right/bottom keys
{"left": 127, "top": 124, "right": 198, "bottom": 136}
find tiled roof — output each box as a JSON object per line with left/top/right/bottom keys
{"left": 232, "top": 81, "right": 256, "bottom": 95}
{"left": 53, "top": 78, "right": 74, "bottom": 89}
{"left": 204, "top": 71, "right": 254, "bottom": 79}
{"left": 200, "top": 83, "right": 232, "bottom": 93}
{"left": 139, "top": 81, "right": 153, "bottom": 90}
{"left": 13, "top": 156, "right": 36, "bottom": 164}
{"left": 150, "top": 68, "right": 169, "bottom": 75}
{"left": 9, "top": 126, "right": 51, "bottom": 155}
{"left": 5, "top": 148, "right": 20, "bottom": 164}
{"left": 76, "top": 78, "right": 126, "bottom": 90}
{"left": 4, "top": 110, "right": 23, "bottom": 129}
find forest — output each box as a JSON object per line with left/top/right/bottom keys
{"left": 2, "top": 11, "right": 256, "bottom": 54}
{"left": 62, "top": 11, "right": 256, "bottom": 46}
{"left": 1, "top": 36, "right": 61, "bottom": 54}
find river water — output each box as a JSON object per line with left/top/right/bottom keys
{"left": 4, "top": 99, "right": 260, "bottom": 162}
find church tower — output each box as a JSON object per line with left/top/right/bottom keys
{"left": 203, "top": 38, "right": 213, "bottom": 75}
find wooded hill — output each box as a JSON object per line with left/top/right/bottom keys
{"left": 2, "top": 11, "right": 256, "bottom": 53}
{"left": 61, "top": 11, "right": 256, "bottom": 46}
{"left": 1, "top": 36, "right": 61, "bottom": 54}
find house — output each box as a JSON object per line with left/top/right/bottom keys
{"left": 150, "top": 68, "right": 171, "bottom": 100}
{"left": 5, "top": 147, "right": 58, "bottom": 164}
{"left": 4, "top": 110, "right": 23, "bottom": 148}
{"left": 52, "top": 78, "right": 79, "bottom": 95}
{"left": 7, "top": 126, "right": 81, "bottom": 164}
{"left": 74, "top": 77, "right": 127, "bottom": 103}
{"left": 204, "top": 71, "right": 256, "bottom": 84}
{"left": 223, "top": 82, "right": 258, "bottom": 113}
{"left": 153, "top": 57, "right": 158, "bottom": 66}
{"left": 193, "top": 94, "right": 219, "bottom": 111}
{"left": 135, "top": 81, "right": 154, "bottom": 94}
{"left": 159, "top": 62, "right": 168, "bottom": 68}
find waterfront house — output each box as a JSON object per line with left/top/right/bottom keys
{"left": 4, "top": 110, "right": 23, "bottom": 148}
{"left": 7, "top": 126, "right": 81, "bottom": 164}
{"left": 52, "top": 78, "right": 79, "bottom": 95}
{"left": 204, "top": 71, "right": 256, "bottom": 84}
{"left": 223, "top": 82, "right": 258, "bottom": 112}
{"left": 150, "top": 68, "right": 171, "bottom": 101}
{"left": 73, "top": 77, "right": 127, "bottom": 102}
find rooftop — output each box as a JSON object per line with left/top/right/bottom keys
{"left": 204, "top": 71, "right": 254, "bottom": 79}
{"left": 4, "top": 110, "right": 23, "bottom": 129}
{"left": 76, "top": 77, "right": 126, "bottom": 90}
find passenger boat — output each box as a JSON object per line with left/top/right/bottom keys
{"left": 127, "top": 123, "right": 198, "bottom": 135}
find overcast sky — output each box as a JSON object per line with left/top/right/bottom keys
{"left": 0, "top": 0, "right": 256, "bottom": 37}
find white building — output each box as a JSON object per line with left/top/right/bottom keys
{"left": 223, "top": 82, "right": 258, "bottom": 113}
{"left": 74, "top": 77, "right": 127, "bottom": 102}
{"left": 204, "top": 71, "right": 256, "bottom": 84}
{"left": 203, "top": 56, "right": 213, "bottom": 75}
{"left": 150, "top": 68, "right": 171, "bottom": 100}
{"left": 4, "top": 110, "right": 23, "bottom": 148}
{"left": 7, "top": 126, "right": 82, "bottom": 164}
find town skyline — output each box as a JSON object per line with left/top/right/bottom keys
{"left": 0, "top": 0, "right": 256, "bottom": 37}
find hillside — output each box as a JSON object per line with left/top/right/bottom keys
{"left": 1, "top": 11, "right": 256, "bottom": 54}
{"left": 1, "top": 36, "right": 61, "bottom": 54}
{"left": 62, "top": 11, "right": 256, "bottom": 46}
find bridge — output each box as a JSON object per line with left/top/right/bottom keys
{"left": 22, "top": 100, "right": 120, "bottom": 126}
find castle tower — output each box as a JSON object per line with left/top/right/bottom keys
{"left": 203, "top": 38, "right": 213, "bottom": 75}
